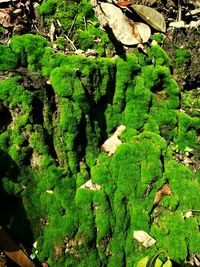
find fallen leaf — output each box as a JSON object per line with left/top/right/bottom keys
{"left": 100, "top": 3, "right": 143, "bottom": 45}
{"left": 117, "top": 1, "right": 133, "bottom": 7}
{"left": 130, "top": 4, "right": 166, "bottom": 32}
{"left": 101, "top": 125, "right": 126, "bottom": 156}
{"left": 0, "top": 8, "right": 13, "bottom": 27}
{"left": 153, "top": 183, "right": 172, "bottom": 205}
{"left": 0, "top": 225, "right": 36, "bottom": 267}
{"left": 80, "top": 179, "right": 101, "bottom": 190}
{"left": 133, "top": 230, "right": 156, "bottom": 248}
{"left": 0, "top": 0, "right": 11, "bottom": 3}
{"left": 134, "top": 22, "right": 151, "bottom": 43}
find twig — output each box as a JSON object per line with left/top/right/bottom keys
{"left": 64, "top": 34, "right": 77, "bottom": 50}
{"left": 68, "top": 14, "right": 77, "bottom": 36}
{"left": 84, "top": 16, "right": 87, "bottom": 31}
{"left": 177, "top": 0, "right": 182, "bottom": 21}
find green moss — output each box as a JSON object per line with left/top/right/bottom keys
{"left": 40, "top": 47, "right": 65, "bottom": 77}
{"left": 11, "top": 34, "right": 49, "bottom": 71}
{"left": 74, "top": 30, "right": 94, "bottom": 50}
{"left": 39, "top": 0, "right": 57, "bottom": 15}
{"left": 50, "top": 66, "right": 75, "bottom": 97}
{"left": 173, "top": 49, "right": 191, "bottom": 65}
{"left": 1, "top": 33, "right": 200, "bottom": 267}
{"left": 38, "top": 0, "right": 114, "bottom": 55}
{"left": 149, "top": 44, "right": 171, "bottom": 67}
{"left": 151, "top": 33, "right": 165, "bottom": 43}
{"left": 0, "top": 45, "right": 18, "bottom": 71}
{"left": 174, "top": 112, "right": 200, "bottom": 151}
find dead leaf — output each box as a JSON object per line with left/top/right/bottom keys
{"left": 80, "top": 179, "right": 101, "bottom": 190}
{"left": 0, "top": 225, "right": 36, "bottom": 267}
{"left": 133, "top": 230, "right": 156, "bottom": 248}
{"left": 101, "top": 125, "right": 126, "bottom": 156}
{"left": 134, "top": 22, "right": 151, "bottom": 43}
{"left": 117, "top": 1, "right": 133, "bottom": 7}
{"left": 153, "top": 183, "right": 172, "bottom": 205}
{"left": 130, "top": 4, "right": 166, "bottom": 32}
{"left": 0, "top": 8, "right": 13, "bottom": 28}
{"left": 0, "top": 0, "right": 11, "bottom": 3}
{"left": 100, "top": 3, "right": 144, "bottom": 45}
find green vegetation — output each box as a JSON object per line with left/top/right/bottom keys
{"left": 173, "top": 48, "right": 191, "bottom": 65}
{"left": 0, "top": 31, "right": 199, "bottom": 267}
{"left": 38, "top": 0, "right": 114, "bottom": 56}
{"left": 0, "top": 45, "right": 18, "bottom": 71}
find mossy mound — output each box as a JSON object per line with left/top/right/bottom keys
{"left": 0, "top": 34, "right": 199, "bottom": 266}
{"left": 38, "top": 0, "right": 114, "bottom": 56}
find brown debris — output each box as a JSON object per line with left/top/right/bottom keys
{"left": 0, "top": 225, "right": 36, "bottom": 267}
{"left": 153, "top": 183, "right": 172, "bottom": 205}
{"left": 0, "top": 8, "right": 13, "bottom": 27}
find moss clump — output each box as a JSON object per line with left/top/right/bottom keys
{"left": 173, "top": 48, "right": 191, "bottom": 65}
{"left": 10, "top": 34, "right": 49, "bottom": 71}
{"left": 0, "top": 34, "right": 199, "bottom": 267}
{"left": 37, "top": 0, "right": 114, "bottom": 55}
{"left": 0, "top": 45, "right": 18, "bottom": 71}
{"left": 39, "top": 0, "right": 57, "bottom": 15}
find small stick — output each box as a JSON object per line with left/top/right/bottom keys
{"left": 64, "top": 34, "right": 77, "bottom": 51}
{"left": 177, "top": 0, "right": 182, "bottom": 21}
{"left": 84, "top": 16, "right": 87, "bottom": 31}
{"left": 68, "top": 14, "right": 77, "bottom": 36}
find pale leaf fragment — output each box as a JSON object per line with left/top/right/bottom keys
{"left": 133, "top": 230, "right": 156, "bottom": 248}
{"left": 169, "top": 21, "right": 185, "bottom": 28}
{"left": 134, "top": 22, "right": 151, "bottom": 43}
{"left": 101, "top": 125, "right": 126, "bottom": 156}
{"left": 130, "top": 4, "right": 166, "bottom": 32}
{"left": 185, "top": 211, "right": 193, "bottom": 219}
{"left": 80, "top": 179, "right": 101, "bottom": 190}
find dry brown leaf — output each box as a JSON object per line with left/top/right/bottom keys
{"left": 130, "top": 4, "right": 166, "bottom": 32}
{"left": 0, "top": 8, "right": 13, "bottom": 28}
{"left": 0, "top": 225, "right": 36, "bottom": 267}
{"left": 153, "top": 183, "right": 172, "bottom": 205}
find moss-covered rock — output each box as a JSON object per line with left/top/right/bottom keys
{"left": 0, "top": 33, "right": 199, "bottom": 267}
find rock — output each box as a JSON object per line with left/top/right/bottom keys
{"left": 101, "top": 125, "right": 126, "bottom": 156}
{"left": 133, "top": 230, "right": 156, "bottom": 247}
{"left": 80, "top": 180, "right": 101, "bottom": 190}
